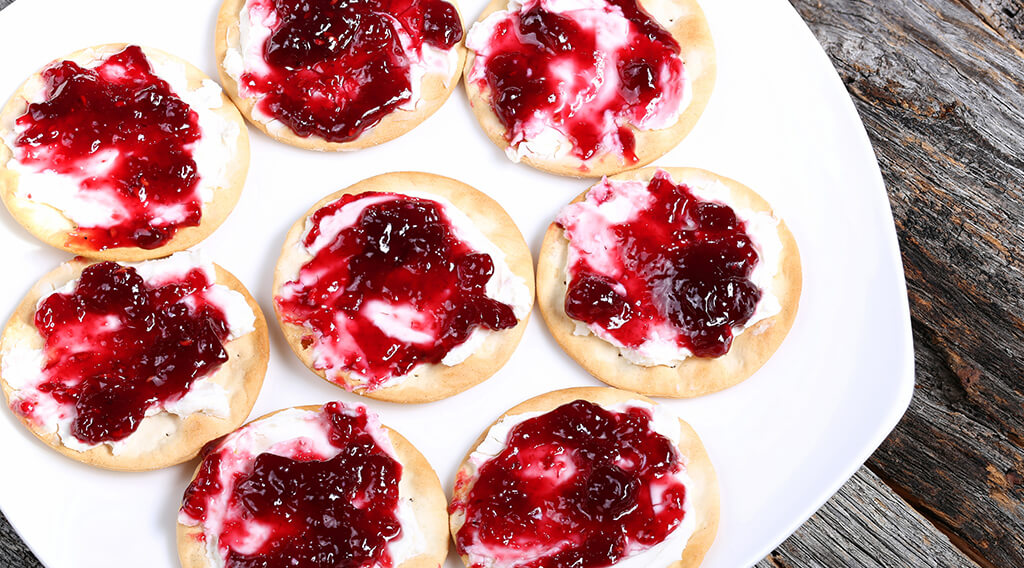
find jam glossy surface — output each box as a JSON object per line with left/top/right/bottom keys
{"left": 14, "top": 45, "right": 204, "bottom": 250}
{"left": 561, "top": 172, "right": 763, "bottom": 358}
{"left": 240, "top": 0, "right": 463, "bottom": 142}
{"left": 25, "top": 261, "right": 230, "bottom": 444}
{"left": 471, "top": 0, "right": 682, "bottom": 162}
{"left": 276, "top": 192, "right": 518, "bottom": 388}
{"left": 181, "top": 402, "right": 405, "bottom": 568}
{"left": 452, "top": 400, "right": 687, "bottom": 568}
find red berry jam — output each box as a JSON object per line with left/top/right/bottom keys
{"left": 12, "top": 45, "right": 206, "bottom": 250}
{"left": 180, "top": 402, "right": 406, "bottom": 568}
{"left": 236, "top": 0, "right": 463, "bottom": 142}
{"left": 452, "top": 400, "right": 688, "bottom": 567}
{"left": 23, "top": 261, "right": 231, "bottom": 445}
{"left": 559, "top": 171, "right": 766, "bottom": 358}
{"left": 468, "top": 0, "right": 683, "bottom": 163}
{"left": 180, "top": 451, "right": 225, "bottom": 522}
{"left": 275, "top": 192, "right": 518, "bottom": 388}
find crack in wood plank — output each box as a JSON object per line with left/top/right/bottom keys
{"left": 866, "top": 321, "right": 1024, "bottom": 566}
{"left": 870, "top": 465, "right": 1001, "bottom": 568}
{"left": 953, "top": 0, "right": 1024, "bottom": 52}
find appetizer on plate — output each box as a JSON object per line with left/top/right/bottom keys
{"left": 0, "top": 251, "right": 268, "bottom": 470}
{"left": 216, "top": 0, "right": 467, "bottom": 150}
{"left": 463, "top": 0, "right": 715, "bottom": 176}
{"left": 177, "top": 402, "right": 449, "bottom": 568}
{"left": 537, "top": 167, "right": 801, "bottom": 397}
{"left": 273, "top": 171, "right": 534, "bottom": 402}
{"left": 0, "top": 44, "right": 249, "bottom": 260}
{"left": 450, "top": 387, "right": 719, "bottom": 567}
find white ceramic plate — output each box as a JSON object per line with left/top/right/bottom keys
{"left": 0, "top": 0, "right": 913, "bottom": 566}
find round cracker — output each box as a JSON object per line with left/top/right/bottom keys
{"left": 273, "top": 171, "right": 535, "bottom": 403}
{"left": 0, "top": 43, "right": 251, "bottom": 262}
{"left": 449, "top": 386, "right": 719, "bottom": 568}
{"left": 215, "top": 0, "right": 467, "bottom": 151}
{"left": 176, "top": 403, "right": 449, "bottom": 568}
{"left": 537, "top": 167, "right": 802, "bottom": 398}
{"left": 463, "top": 0, "right": 716, "bottom": 178}
{"left": 0, "top": 257, "right": 270, "bottom": 471}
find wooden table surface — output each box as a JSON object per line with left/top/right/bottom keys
{"left": 1, "top": 0, "right": 1022, "bottom": 566}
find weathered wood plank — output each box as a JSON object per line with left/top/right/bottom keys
{"left": 754, "top": 468, "right": 980, "bottom": 568}
{"left": 866, "top": 323, "right": 1024, "bottom": 568}
{"left": 959, "top": 0, "right": 1024, "bottom": 44}
{"left": 786, "top": 0, "right": 1024, "bottom": 566}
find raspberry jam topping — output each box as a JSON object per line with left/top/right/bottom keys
{"left": 180, "top": 402, "right": 406, "bottom": 568}
{"left": 467, "top": 0, "right": 684, "bottom": 163}
{"left": 12, "top": 45, "right": 206, "bottom": 250}
{"left": 559, "top": 171, "right": 768, "bottom": 358}
{"left": 275, "top": 192, "right": 519, "bottom": 388}
{"left": 452, "top": 400, "right": 688, "bottom": 567}
{"left": 236, "top": 0, "right": 463, "bottom": 142}
{"left": 23, "top": 261, "right": 230, "bottom": 445}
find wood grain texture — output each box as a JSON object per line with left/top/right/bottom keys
{"left": 959, "top": 0, "right": 1024, "bottom": 45}
{"left": 754, "top": 468, "right": 980, "bottom": 568}
{"left": 869, "top": 324, "right": 1024, "bottom": 568}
